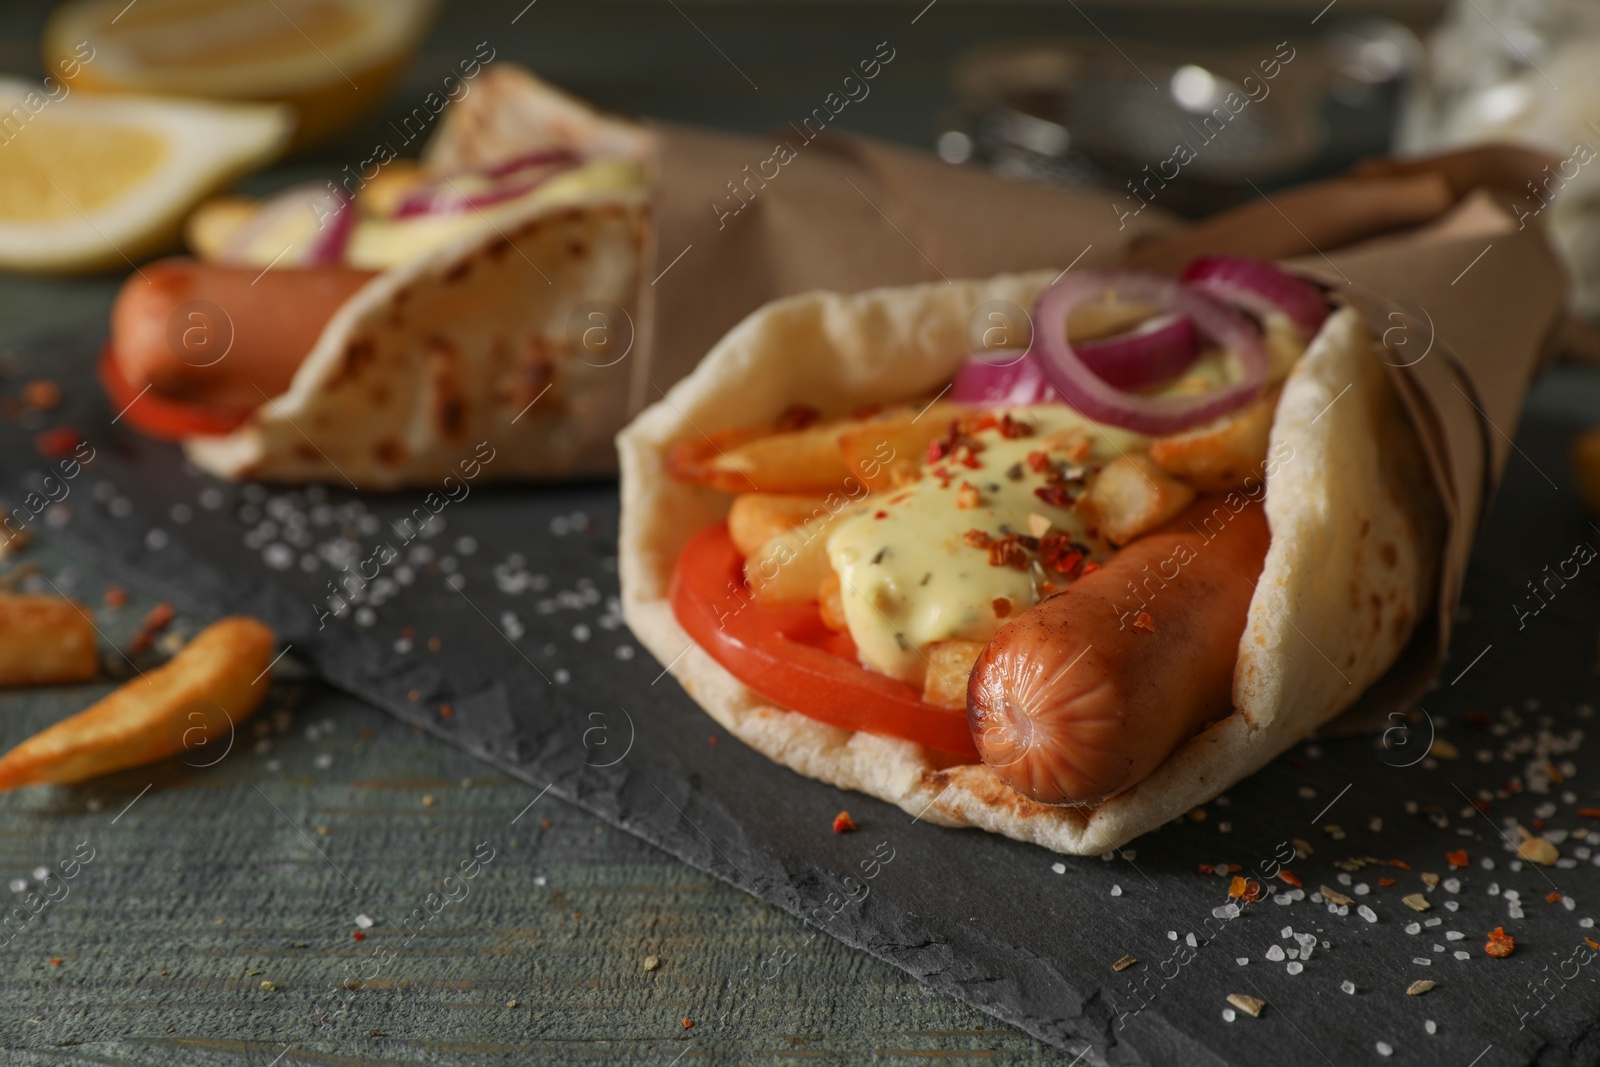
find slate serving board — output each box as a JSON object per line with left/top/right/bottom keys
{"left": 4, "top": 329, "right": 1600, "bottom": 1067}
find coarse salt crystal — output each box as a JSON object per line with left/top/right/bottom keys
{"left": 1425, "top": 1020, "right": 1437, "bottom": 1035}
{"left": 1454, "top": 951, "right": 1470, "bottom": 960}
{"left": 1405, "top": 922, "right": 1421, "bottom": 934}
{"left": 1446, "top": 931, "right": 1464, "bottom": 941}
{"left": 1413, "top": 957, "right": 1431, "bottom": 965}
{"left": 1266, "top": 945, "right": 1286, "bottom": 962}
{"left": 1237, "top": 957, "right": 1249, "bottom": 965}
{"left": 1377, "top": 1041, "right": 1393, "bottom": 1056}
{"left": 1286, "top": 961, "right": 1304, "bottom": 975}
{"left": 1223, "top": 1008, "right": 1237, "bottom": 1022}
{"left": 355, "top": 914, "right": 373, "bottom": 929}
{"left": 1051, "top": 862, "right": 1065, "bottom": 874}
{"left": 1341, "top": 980, "right": 1356, "bottom": 994}
{"left": 1111, "top": 885, "right": 1122, "bottom": 897}
{"left": 1359, "top": 905, "right": 1378, "bottom": 923}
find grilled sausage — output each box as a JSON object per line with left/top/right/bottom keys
{"left": 967, "top": 496, "right": 1270, "bottom": 806}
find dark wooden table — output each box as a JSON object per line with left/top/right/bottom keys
{"left": 0, "top": 2, "right": 1455, "bottom": 1064}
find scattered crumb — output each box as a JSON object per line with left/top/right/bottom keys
{"left": 1226, "top": 993, "right": 1265, "bottom": 1018}
{"left": 1112, "top": 955, "right": 1136, "bottom": 972}
{"left": 1407, "top": 980, "right": 1436, "bottom": 996}
{"left": 643, "top": 955, "right": 661, "bottom": 972}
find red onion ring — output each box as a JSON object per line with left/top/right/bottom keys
{"left": 1030, "top": 271, "right": 1269, "bottom": 436}
{"left": 395, "top": 149, "right": 582, "bottom": 218}
{"left": 1180, "top": 255, "right": 1329, "bottom": 341}
{"left": 1075, "top": 312, "right": 1199, "bottom": 390}
{"left": 951, "top": 349, "right": 1062, "bottom": 405}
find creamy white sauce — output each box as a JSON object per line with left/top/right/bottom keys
{"left": 826, "top": 407, "right": 1143, "bottom": 683}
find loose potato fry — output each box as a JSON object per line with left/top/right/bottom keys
{"left": 0, "top": 617, "right": 276, "bottom": 790}
{"left": 0, "top": 596, "right": 97, "bottom": 687}
{"left": 1148, "top": 387, "right": 1280, "bottom": 492}
{"left": 921, "top": 639, "right": 985, "bottom": 710}
{"left": 666, "top": 426, "right": 773, "bottom": 493}
{"left": 1079, "top": 453, "right": 1197, "bottom": 546}
{"left": 728, "top": 493, "right": 831, "bottom": 558}
{"left": 1573, "top": 427, "right": 1600, "bottom": 517}
{"left": 838, "top": 402, "right": 969, "bottom": 492}
{"left": 745, "top": 524, "right": 836, "bottom": 607}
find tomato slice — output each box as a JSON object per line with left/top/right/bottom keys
{"left": 98, "top": 343, "right": 254, "bottom": 441}
{"left": 669, "top": 523, "right": 979, "bottom": 759}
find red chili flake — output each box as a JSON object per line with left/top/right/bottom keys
{"left": 1485, "top": 927, "right": 1515, "bottom": 958}
{"left": 1578, "top": 808, "right": 1600, "bottom": 818}
{"left": 1547, "top": 892, "right": 1563, "bottom": 904}
{"left": 103, "top": 586, "right": 127, "bottom": 609}
{"left": 988, "top": 540, "right": 1028, "bottom": 571}
{"left": 127, "top": 602, "right": 176, "bottom": 655}
{"left": 1038, "top": 535, "right": 1085, "bottom": 577}
{"left": 708, "top": 736, "right": 718, "bottom": 745}
{"left": 962, "top": 413, "right": 998, "bottom": 434}
{"left": 1587, "top": 938, "right": 1599, "bottom": 951}
{"left": 774, "top": 404, "right": 821, "bottom": 431}
{"left": 992, "top": 597, "right": 1012, "bottom": 619}
{"left": 1278, "top": 870, "right": 1303, "bottom": 888}
{"left": 832, "top": 811, "right": 856, "bottom": 834}
{"left": 1387, "top": 859, "right": 1411, "bottom": 869}
{"left": 1026, "top": 450, "right": 1053, "bottom": 474}
{"left": 427, "top": 637, "right": 441, "bottom": 651}
{"left": 932, "top": 466, "right": 953, "bottom": 488}
{"left": 926, "top": 438, "right": 948, "bottom": 463}
{"left": 1463, "top": 710, "right": 1493, "bottom": 727}
{"left": 682, "top": 1018, "right": 695, "bottom": 1030}
{"left": 23, "top": 381, "right": 61, "bottom": 410}
{"left": 1446, "top": 849, "right": 1469, "bottom": 869}
{"left": 34, "top": 426, "right": 82, "bottom": 459}
{"left": 540, "top": 819, "right": 551, "bottom": 828}
{"left": 1034, "top": 484, "right": 1073, "bottom": 508}
{"left": 957, "top": 449, "right": 983, "bottom": 470}
{"left": 401, "top": 626, "right": 416, "bottom": 639}
{"left": 353, "top": 931, "right": 365, "bottom": 941}
{"left": 956, "top": 482, "right": 981, "bottom": 509}
{"left": 997, "top": 414, "right": 1034, "bottom": 439}
{"left": 1039, "top": 581, "right": 1060, "bottom": 596}
{"left": 1548, "top": 761, "right": 1565, "bottom": 784}
{"left": 1131, "top": 612, "right": 1155, "bottom": 634}
{"left": 962, "top": 529, "right": 993, "bottom": 549}
{"left": 49, "top": 957, "right": 62, "bottom": 967}
{"left": 408, "top": 689, "right": 422, "bottom": 702}
{"left": 1471, "top": 798, "right": 1492, "bottom": 815}
{"left": 1198, "top": 864, "right": 1215, "bottom": 875}
{"left": 358, "top": 728, "right": 375, "bottom": 740}
{"left": 1241, "top": 881, "right": 1262, "bottom": 903}
{"left": 439, "top": 704, "right": 454, "bottom": 719}
{"left": 1228, "top": 876, "right": 1248, "bottom": 899}
{"left": 1378, "top": 877, "right": 1396, "bottom": 887}
{"left": 874, "top": 510, "right": 889, "bottom": 520}
{"left": 1080, "top": 562, "right": 1100, "bottom": 575}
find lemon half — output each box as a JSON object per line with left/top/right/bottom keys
{"left": 44, "top": 0, "right": 438, "bottom": 148}
{"left": 0, "top": 80, "right": 292, "bottom": 273}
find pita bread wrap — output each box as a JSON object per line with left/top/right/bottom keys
{"left": 617, "top": 272, "right": 1440, "bottom": 854}
{"left": 184, "top": 67, "right": 651, "bottom": 489}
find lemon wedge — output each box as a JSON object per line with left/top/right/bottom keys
{"left": 0, "top": 79, "right": 291, "bottom": 273}
{"left": 44, "top": 0, "right": 438, "bottom": 148}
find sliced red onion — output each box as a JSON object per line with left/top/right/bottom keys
{"left": 217, "top": 182, "right": 353, "bottom": 267}
{"left": 951, "top": 349, "right": 1062, "bottom": 405}
{"left": 395, "top": 149, "right": 581, "bottom": 218}
{"left": 1180, "top": 255, "right": 1329, "bottom": 341}
{"left": 1075, "top": 313, "right": 1198, "bottom": 390}
{"left": 1031, "top": 271, "right": 1269, "bottom": 436}
{"left": 305, "top": 188, "right": 353, "bottom": 265}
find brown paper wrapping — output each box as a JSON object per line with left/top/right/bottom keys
{"left": 627, "top": 124, "right": 1568, "bottom": 718}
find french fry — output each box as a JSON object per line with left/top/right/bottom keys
{"left": 1148, "top": 387, "right": 1280, "bottom": 492}
{"left": 666, "top": 425, "right": 772, "bottom": 493}
{"left": 921, "top": 639, "right": 985, "bottom": 710}
{"left": 0, "top": 596, "right": 98, "bottom": 687}
{"left": 1079, "top": 453, "right": 1197, "bottom": 546}
{"left": 1573, "top": 427, "right": 1600, "bottom": 517}
{"left": 838, "top": 402, "right": 969, "bottom": 492}
{"left": 818, "top": 572, "right": 848, "bottom": 632}
{"left": 0, "top": 616, "right": 276, "bottom": 790}
{"left": 704, "top": 420, "right": 857, "bottom": 494}
{"left": 745, "top": 523, "right": 836, "bottom": 607}
{"left": 728, "top": 493, "right": 831, "bottom": 557}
